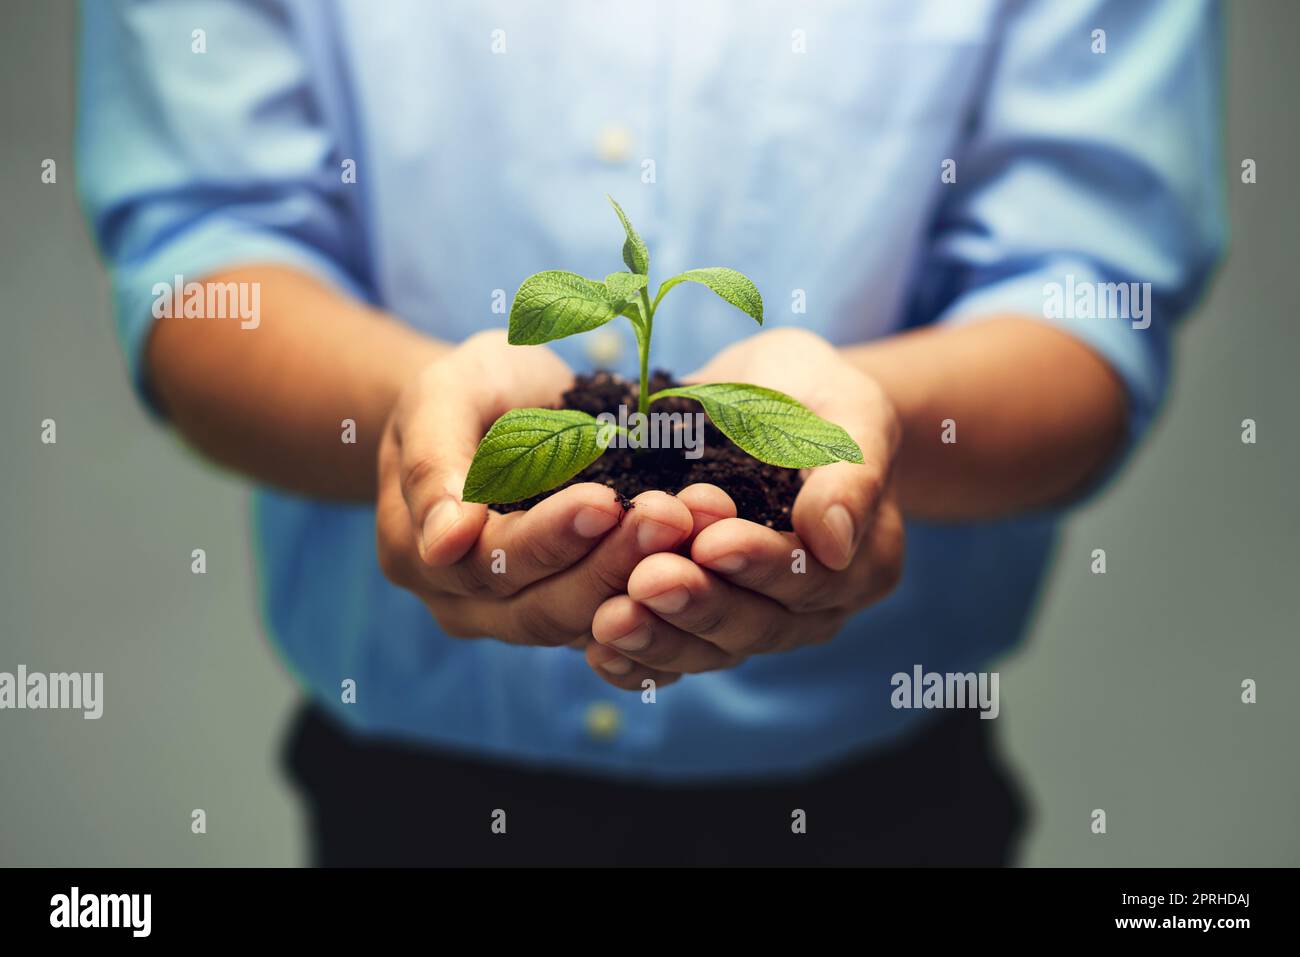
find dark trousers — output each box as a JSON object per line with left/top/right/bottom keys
{"left": 283, "top": 704, "right": 1029, "bottom": 866}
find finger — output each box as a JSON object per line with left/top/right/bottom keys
{"left": 673, "top": 483, "right": 737, "bottom": 543}
{"left": 420, "top": 482, "right": 625, "bottom": 598}
{"left": 791, "top": 391, "right": 899, "bottom": 571}
{"left": 591, "top": 594, "right": 742, "bottom": 674}
{"left": 585, "top": 640, "right": 683, "bottom": 692}
{"left": 394, "top": 369, "right": 491, "bottom": 566}
{"left": 488, "top": 490, "right": 695, "bottom": 646}
{"left": 627, "top": 552, "right": 839, "bottom": 657}
{"left": 689, "top": 517, "right": 858, "bottom": 613}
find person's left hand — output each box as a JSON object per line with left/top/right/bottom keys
{"left": 584, "top": 328, "right": 905, "bottom": 687}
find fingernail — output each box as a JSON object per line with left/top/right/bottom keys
{"left": 420, "top": 498, "right": 462, "bottom": 557}
{"left": 609, "top": 624, "right": 652, "bottom": 652}
{"left": 704, "top": 553, "right": 748, "bottom": 574}
{"left": 573, "top": 506, "right": 619, "bottom": 538}
{"left": 642, "top": 587, "right": 690, "bottom": 615}
{"left": 636, "top": 518, "right": 681, "bottom": 553}
{"left": 822, "top": 503, "right": 855, "bottom": 566}
{"left": 601, "top": 656, "right": 634, "bottom": 675}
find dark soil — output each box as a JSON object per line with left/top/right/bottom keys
{"left": 496, "top": 371, "right": 802, "bottom": 529}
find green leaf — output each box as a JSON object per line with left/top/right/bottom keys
{"left": 607, "top": 195, "right": 650, "bottom": 275}
{"left": 463, "top": 408, "right": 611, "bottom": 504}
{"left": 603, "top": 271, "right": 649, "bottom": 304}
{"left": 508, "top": 271, "right": 621, "bottom": 345}
{"left": 653, "top": 268, "right": 763, "bottom": 324}
{"left": 647, "top": 383, "right": 862, "bottom": 469}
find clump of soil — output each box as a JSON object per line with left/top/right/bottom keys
{"left": 496, "top": 371, "right": 801, "bottom": 529}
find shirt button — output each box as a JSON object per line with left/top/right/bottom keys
{"left": 584, "top": 327, "right": 624, "bottom": 368}
{"left": 584, "top": 701, "right": 622, "bottom": 742}
{"left": 596, "top": 123, "right": 632, "bottom": 164}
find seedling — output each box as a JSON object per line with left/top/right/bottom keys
{"left": 462, "top": 197, "right": 863, "bottom": 504}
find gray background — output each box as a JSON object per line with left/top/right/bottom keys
{"left": 1, "top": 1, "right": 1295, "bottom": 866}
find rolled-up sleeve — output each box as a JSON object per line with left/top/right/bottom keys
{"left": 913, "top": 0, "right": 1227, "bottom": 473}
{"left": 76, "top": 0, "right": 366, "bottom": 410}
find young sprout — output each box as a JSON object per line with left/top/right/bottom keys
{"left": 463, "top": 197, "right": 863, "bottom": 504}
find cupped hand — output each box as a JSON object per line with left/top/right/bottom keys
{"left": 376, "top": 330, "right": 697, "bottom": 652}
{"left": 585, "top": 328, "right": 905, "bottom": 686}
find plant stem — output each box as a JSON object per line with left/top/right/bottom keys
{"left": 637, "top": 288, "right": 655, "bottom": 418}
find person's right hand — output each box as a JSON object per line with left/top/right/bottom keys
{"left": 376, "top": 330, "right": 701, "bottom": 663}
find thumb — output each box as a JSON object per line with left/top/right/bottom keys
{"left": 791, "top": 387, "right": 900, "bottom": 571}
{"left": 395, "top": 372, "right": 491, "bottom": 567}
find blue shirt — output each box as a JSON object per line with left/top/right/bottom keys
{"left": 77, "top": 0, "right": 1225, "bottom": 780}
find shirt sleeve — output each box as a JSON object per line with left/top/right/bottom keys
{"left": 909, "top": 0, "right": 1227, "bottom": 492}
{"left": 75, "top": 0, "right": 367, "bottom": 414}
